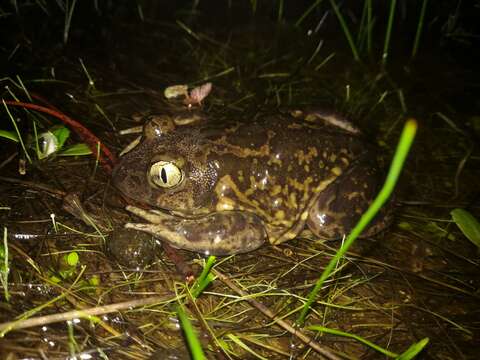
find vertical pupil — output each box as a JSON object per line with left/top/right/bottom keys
{"left": 161, "top": 167, "right": 167, "bottom": 184}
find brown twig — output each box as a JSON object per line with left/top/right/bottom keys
{"left": 0, "top": 295, "right": 171, "bottom": 335}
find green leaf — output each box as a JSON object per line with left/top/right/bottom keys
{"left": 58, "top": 143, "right": 92, "bottom": 156}
{"left": 51, "top": 126, "right": 71, "bottom": 149}
{"left": 0, "top": 129, "right": 19, "bottom": 142}
{"left": 451, "top": 208, "right": 480, "bottom": 248}
{"left": 64, "top": 251, "right": 79, "bottom": 267}
{"left": 50, "top": 275, "right": 62, "bottom": 284}
{"left": 89, "top": 275, "right": 100, "bottom": 286}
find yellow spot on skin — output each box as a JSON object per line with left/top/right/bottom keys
{"left": 329, "top": 154, "right": 337, "bottom": 162}
{"left": 331, "top": 167, "right": 342, "bottom": 176}
{"left": 270, "top": 185, "right": 282, "bottom": 196}
{"left": 304, "top": 165, "right": 310, "bottom": 172}
{"left": 288, "top": 192, "right": 297, "bottom": 209}
{"left": 347, "top": 192, "right": 360, "bottom": 200}
{"left": 313, "top": 178, "right": 335, "bottom": 194}
{"left": 214, "top": 175, "right": 272, "bottom": 220}
{"left": 176, "top": 158, "right": 186, "bottom": 167}
{"left": 214, "top": 134, "right": 271, "bottom": 158}
{"left": 216, "top": 198, "right": 236, "bottom": 211}
{"left": 307, "top": 147, "right": 318, "bottom": 161}
{"left": 301, "top": 211, "right": 308, "bottom": 221}
{"left": 272, "top": 198, "right": 283, "bottom": 208}
{"left": 288, "top": 122, "right": 303, "bottom": 129}
{"left": 294, "top": 150, "right": 304, "bottom": 165}
{"left": 294, "top": 147, "right": 318, "bottom": 165}
{"left": 275, "top": 210, "right": 285, "bottom": 220}
{"left": 268, "top": 154, "right": 282, "bottom": 166}
{"left": 287, "top": 177, "right": 313, "bottom": 193}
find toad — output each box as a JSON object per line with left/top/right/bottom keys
{"left": 112, "top": 110, "right": 391, "bottom": 255}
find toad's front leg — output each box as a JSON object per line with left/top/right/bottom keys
{"left": 124, "top": 206, "right": 267, "bottom": 255}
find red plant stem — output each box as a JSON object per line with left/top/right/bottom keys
{"left": 3, "top": 100, "right": 117, "bottom": 173}
{"left": 29, "top": 93, "right": 62, "bottom": 112}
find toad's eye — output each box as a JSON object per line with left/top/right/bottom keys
{"left": 149, "top": 161, "right": 183, "bottom": 188}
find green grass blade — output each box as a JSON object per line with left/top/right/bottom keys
{"left": 176, "top": 304, "right": 206, "bottom": 360}
{"left": 79, "top": 58, "right": 95, "bottom": 89}
{"left": 63, "top": 0, "right": 78, "bottom": 44}
{"left": 226, "top": 334, "right": 268, "bottom": 360}
{"left": 329, "top": 0, "right": 360, "bottom": 61}
{"left": 0, "top": 129, "right": 19, "bottom": 142}
{"left": 191, "top": 256, "right": 216, "bottom": 298}
{"left": 277, "top": 0, "right": 284, "bottom": 22}
{"left": 15, "top": 75, "right": 32, "bottom": 102}
{"left": 58, "top": 143, "right": 92, "bottom": 156}
{"left": 295, "top": 0, "right": 324, "bottom": 27}
{"left": 366, "top": 0, "right": 373, "bottom": 53}
{"left": 356, "top": 0, "right": 374, "bottom": 53}
{"left": 297, "top": 119, "right": 417, "bottom": 325}
{"left": 356, "top": 0, "right": 368, "bottom": 50}
{"left": 411, "top": 0, "right": 428, "bottom": 59}
{"left": 308, "top": 326, "right": 429, "bottom": 359}
{"left": 176, "top": 20, "right": 201, "bottom": 41}
{"left": 450, "top": 208, "right": 480, "bottom": 248}
{"left": 32, "top": 119, "right": 41, "bottom": 159}
{"left": 382, "top": 0, "right": 397, "bottom": 66}
{"left": 250, "top": 0, "right": 257, "bottom": 14}
{"left": 3, "top": 100, "right": 32, "bottom": 163}
{"left": 396, "top": 338, "right": 429, "bottom": 360}
{"left": 307, "top": 325, "right": 398, "bottom": 357}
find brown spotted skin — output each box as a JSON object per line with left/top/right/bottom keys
{"left": 113, "top": 110, "right": 391, "bottom": 254}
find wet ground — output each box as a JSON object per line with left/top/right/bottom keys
{"left": 1, "top": 2, "right": 479, "bottom": 359}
